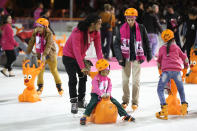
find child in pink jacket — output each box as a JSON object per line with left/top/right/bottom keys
{"left": 156, "top": 29, "right": 189, "bottom": 120}
{"left": 80, "top": 59, "right": 135, "bottom": 125}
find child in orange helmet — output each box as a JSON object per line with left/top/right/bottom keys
{"left": 25, "top": 18, "right": 63, "bottom": 96}
{"left": 80, "top": 59, "right": 135, "bottom": 125}
{"left": 156, "top": 29, "right": 189, "bottom": 120}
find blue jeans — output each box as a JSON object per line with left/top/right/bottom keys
{"left": 157, "top": 71, "right": 186, "bottom": 105}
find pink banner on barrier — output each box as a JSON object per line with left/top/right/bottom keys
{"left": 88, "top": 57, "right": 157, "bottom": 71}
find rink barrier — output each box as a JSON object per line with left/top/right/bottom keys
{"left": 13, "top": 54, "right": 66, "bottom": 71}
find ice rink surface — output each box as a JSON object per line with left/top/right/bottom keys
{"left": 0, "top": 65, "right": 197, "bottom": 131}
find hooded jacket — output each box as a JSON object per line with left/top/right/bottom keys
{"left": 26, "top": 28, "right": 56, "bottom": 60}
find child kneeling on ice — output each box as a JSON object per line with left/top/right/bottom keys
{"left": 156, "top": 29, "right": 189, "bottom": 120}
{"left": 80, "top": 59, "right": 135, "bottom": 125}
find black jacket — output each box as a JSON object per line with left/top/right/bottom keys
{"left": 182, "top": 19, "right": 197, "bottom": 51}
{"left": 114, "top": 23, "right": 152, "bottom": 64}
{"left": 143, "top": 12, "right": 163, "bottom": 34}
{"left": 165, "top": 12, "right": 182, "bottom": 32}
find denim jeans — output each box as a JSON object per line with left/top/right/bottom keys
{"left": 157, "top": 71, "right": 186, "bottom": 105}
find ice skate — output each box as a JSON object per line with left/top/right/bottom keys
{"left": 1, "top": 68, "right": 8, "bottom": 77}
{"left": 78, "top": 99, "right": 87, "bottom": 109}
{"left": 70, "top": 97, "right": 78, "bottom": 114}
{"left": 37, "top": 84, "right": 43, "bottom": 95}
{"left": 181, "top": 102, "right": 188, "bottom": 116}
{"left": 121, "top": 102, "right": 128, "bottom": 109}
{"left": 80, "top": 117, "right": 87, "bottom": 125}
{"left": 156, "top": 104, "right": 168, "bottom": 120}
{"left": 56, "top": 84, "right": 64, "bottom": 96}
{"left": 8, "top": 71, "right": 15, "bottom": 77}
{"left": 122, "top": 115, "right": 135, "bottom": 122}
{"left": 132, "top": 104, "right": 138, "bottom": 111}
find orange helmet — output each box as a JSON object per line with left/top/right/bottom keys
{"left": 35, "top": 18, "right": 49, "bottom": 28}
{"left": 96, "top": 59, "right": 110, "bottom": 71}
{"left": 124, "top": 8, "right": 138, "bottom": 16}
{"left": 161, "top": 29, "right": 174, "bottom": 43}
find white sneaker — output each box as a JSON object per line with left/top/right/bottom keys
{"left": 1, "top": 68, "right": 8, "bottom": 77}
{"left": 9, "top": 71, "right": 15, "bottom": 77}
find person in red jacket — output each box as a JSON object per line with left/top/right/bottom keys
{"left": 0, "top": 14, "right": 18, "bottom": 77}
{"left": 62, "top": 13, "right": 103, "bottom": 114}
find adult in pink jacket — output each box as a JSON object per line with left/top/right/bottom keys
{"left": 62, "top": 13, "right": 103, "bottom": 114}
{"left": 0, "top": 15, "right": 18, "bottom": 77}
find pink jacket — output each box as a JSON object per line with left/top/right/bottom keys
{"left": 34, "top": 8, "right": 43, "bottom": 20}
{"left": 0, "top": 24, "right": 18, "bottom": 50}
{"left": 157, "top": 43, "right": 188, "bottom": 72}
{"left": 63, "top": 27, "right": 103, "bottom": 69}
{"left": 91, "top": 74, "right": 112, "bottom": 97}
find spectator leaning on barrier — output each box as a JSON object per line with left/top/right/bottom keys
{"left": 62, "top": 13, "right": 103, "bottom": 114}
{"left": 114, "top": 8, "right": 152, "bottom": 111}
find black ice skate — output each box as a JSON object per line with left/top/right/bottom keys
{"left": 78, "top": 98, "right": 87, "bottom": 108}
{"left": 122, "top": 115, "right": 135, "bottom": 122}
{"left": 80, "top": 117, "right": 87, "bottom": 125}
{"left": 70, "top": 97, "right": 78, "bottom": 114}
{"left": 56, "top": 84, "right": 64, "bottom": 96}
{"left": 37, "top": 84, "right": 43, "bottom": 95}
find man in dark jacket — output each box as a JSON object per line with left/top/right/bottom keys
{"left": 165, "top": 6, "right": 182, "bottom": 49}
{"left": 114, "top": 8, "right": 152, "bottom": 111}
{"left": 182, "top": 7, "right": 197, "bottom": 61}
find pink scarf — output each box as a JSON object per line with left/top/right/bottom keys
{"left": 35, "top": 33, "right": 46, "bottom": 54}
{"left": 120, "top": 22, "right": 145, "bottom": 62}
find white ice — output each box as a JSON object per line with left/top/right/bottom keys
{"left": 0, "top": 66, "right": 197, "bottom": 131}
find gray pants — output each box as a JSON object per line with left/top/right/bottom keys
{"left": 122, "top": 60, "right": 141, "bottom": 105}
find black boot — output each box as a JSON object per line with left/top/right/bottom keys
{"left": 78, "top": 98, "right": 87, "bottom": 108}
{"left": 37, "top": 84, "right": 43, "bottom": 95}
{"left": 56, "top": 84, "right": 64, "bottom": 96}
{"left": 70, "top": 97, "right": 78, "bottom": 114}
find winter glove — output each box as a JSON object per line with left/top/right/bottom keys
{"left": 41, "top": 55, "right": 46, "bottom": 62}
{"left": 84, "top": 59, "right": 93, "bottom": 72}
{"left": 81, "top": 68, "right": 89, "bottom": 75}
{"left": 118, "top": 59, "right": 125, "bottom": 67}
